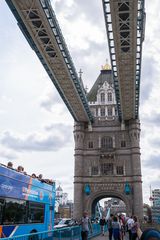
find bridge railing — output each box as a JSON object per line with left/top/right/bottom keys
{"left": 0, "top": 223, "right": 104, "bottom": 240}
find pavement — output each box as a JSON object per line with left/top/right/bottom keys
{"left": 92, "top": 232, "right": 129, "bottom": 240}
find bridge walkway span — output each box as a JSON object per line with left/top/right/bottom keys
{"left": 5, "top": 0, "right": 93, "bottom": 123}
{"left": 102, "top": 0, "right": 145, "bottom": 121}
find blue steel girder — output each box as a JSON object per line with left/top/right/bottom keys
{"left": 102, "top": 0, "right": 145, "bottom": 121}
{"left": 5, "top": 0, "right": 93, "bottom": 123}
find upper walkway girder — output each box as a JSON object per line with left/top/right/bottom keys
{"left": 6, "top": 0, "right": 93, "bottom": 123}
{"left": 102, "top": 0, "right": 145, "bottom": 121}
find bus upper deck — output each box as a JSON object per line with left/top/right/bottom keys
{"left": 0, "top": 164, "right": 55, "bottom": 238}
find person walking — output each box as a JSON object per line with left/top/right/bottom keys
{"left": 107, "top": 214, "right": 113, "bottom": 240}
{"left": 112, "top": 216, "right": 121, "bottom": 240}
{"left": 127, "top": 216, "right": 134, "bottom": 240}
{"left": 131, "top": 216, "right": 139, "bottom": 240}
{"left": 100, "top": 216, "right": 106, "bottom": 236}
{"left": 119, "top": 215, "right": 125, "bottom": 240}
{"left": 80, "top": 211, "right": 92, "bottom": 240}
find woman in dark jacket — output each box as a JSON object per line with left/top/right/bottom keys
{"left": 100, "top": 216, "right": 106, "bottom": 236}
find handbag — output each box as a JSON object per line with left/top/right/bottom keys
{"left": 137, "top": 227, "right": 142, "bottom": 239}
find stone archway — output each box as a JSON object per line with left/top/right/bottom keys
{"left": 85, "top": 190, "right": 132, "bottom": 218}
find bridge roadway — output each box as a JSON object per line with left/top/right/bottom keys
{"left": 92, "top": 232, "right": 129, "bottom": 240}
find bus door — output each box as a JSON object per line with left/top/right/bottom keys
{"left": 0, "top": 199, "right": 4, "bottom": 223}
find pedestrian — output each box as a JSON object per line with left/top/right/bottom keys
{"left": 119, "top": 215, "right": 125, "bottom": 240}
{"left": 7, "top": 161, "right": 13, "bottom": 169}
{"left": 80, "top": 211, "right": 92, "bottom": 240}
{"left": 131, "top": 216, "right": 139, "bottom": 240}
{"left": 17, "top": 165, "right": 23, "bottom": 172}
{"left": 112, "top": 216, "right": 121, "bottom": 240}
{"left": 100, "top": 216, "right": 106, "bottom": 236}
{"left": 38, "top": 174, "right": 43, "bottom": 180}
{"left": 31, "top": 173, "right": 37, "bottom": 178}
{"left": 107, "top": 214, "right": 113, "bottom": 240}
{"left": 127, "top": 216, "right": 134, "bottom": 240}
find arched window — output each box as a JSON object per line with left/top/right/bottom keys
{"left": 101, "top": 163, "right": 113, "bottom": 175}
{"left": 101, "top": 93, "right": 105, "bottom": 103}
{"left": 115, "top": 106, "right": 117, "bottom": 115}
{"left": 91, "top": 166, "right": 98, "bottom": 175}
{"left": 121, "top": 140, "right": 126, "bottom": 148}
{"left": 88, "top": 141, "right": 93, "bottom": 149}
{"left": 108, "top": 107, "right": 112, "bottom": 116}
{"left": 108, "top": 92, "right": 112, "bottom": 102}
{"left": 101, "top": 136, "right": 113, "bottom": 149}
{"left": 116, "top": 166, "right": 124, "bottom": 175}
{"left": 96, "top": 108, "right": 98, "bottom": 116}
{"left": 100, "top": 108, "right": 105, "bottom": 116}
{"left": 91, "top": 109, "right": 95, "bottom": 116}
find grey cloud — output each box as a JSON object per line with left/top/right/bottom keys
{"left": 143, "top": 154, "right": 160, "bottom": 169}
{"left": 150, "top": 179, "right": 160, "bottom": 188}
{"left": 40, "top": 91, "right": 63, "bottom": 112}
{"left": 52, "top": 0, "right": 108, "bottom": 87}
{"left": 60, "top": 178, "right": 74, "bottom": 192}
{"left": 140, "top": 56, "right": 158, "bottom": 104}
{"left": 54, "top": 0, "right": 104, "bottom": 27}
{"left": 150, "top": 139, "right": 160, "bottom": 149}
{"left": 45, "top": 122, "right": 72, "bottom": 132}
{"left": 141, "top": 113, "right": 160, "bottom": 126}
{"left": 71, "top": 42, "right": 109, "bottom": 85}
{"left": 72, "top": 41, "right": 107, "bottom": 58}
{"left": 0, "top": 150, "right": 17, "bottom": 160}
{"left": 1, "top": 125, "right": 72, "bottom": 152}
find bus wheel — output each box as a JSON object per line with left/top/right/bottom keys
{"left": 29, "top": 229, "right": 39, "bottom": 240}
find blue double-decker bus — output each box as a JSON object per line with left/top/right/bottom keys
{"left": 0, "top": 164, "right": 55, "bottom": 238}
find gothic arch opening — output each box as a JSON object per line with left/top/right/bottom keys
{"left": 92, "top": 197, "right": 127, "bottom": 220}
{"left": 87, "top": 191, "right": 131, "bottom": 219}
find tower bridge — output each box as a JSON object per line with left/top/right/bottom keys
{"left": 5, "top": 0, "right": 145, "bottom": 220}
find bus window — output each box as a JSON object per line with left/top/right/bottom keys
{"left": 28, "top": 202, "right": 45, "bottom": 223}
{"left": 0, "top": 199, "right": 5, "bottom": 224}
{"left": 3, "top": 199, "right": 27, "bottom": 225}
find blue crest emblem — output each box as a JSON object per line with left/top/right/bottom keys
{"left": 84, "top": 184, "right": 91, "bottom": 195}
{"left": 124, "top": 182, "right": 131, "bottom": 195}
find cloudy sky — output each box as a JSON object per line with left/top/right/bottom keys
{"left": 0, "top": 0, "right": 160, "bottom": 204}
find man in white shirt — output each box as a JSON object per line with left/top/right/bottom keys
{"left": 127, "top": 216, "right": 134, "bottom": 240}
{"left": 81, "top": 211, "right": 92, "bottom": 240}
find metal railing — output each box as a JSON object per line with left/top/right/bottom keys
{"left": 0, "top": 223, "right": 104, "bottom": 240}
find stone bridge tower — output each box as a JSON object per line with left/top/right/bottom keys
{"left": 73, "top": 66, "right": 143, "bottom": 220}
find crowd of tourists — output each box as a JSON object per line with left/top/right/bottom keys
{"left": 99, "top": 214, "right": 160, "bottom": 240}
{"left": 80, "top": 211, "right": 159, "bottom": 240}
{"left": 99, "top": 214, "right": 128, "bottom": 240}
{"left": 2, "top": 161, "right": 54, "bottom": 185}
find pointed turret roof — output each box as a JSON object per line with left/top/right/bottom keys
{"left": 56, "top": 185, "right": 63, "bottom": 191}
{"left": 87, "top": 69, "right": 113, "bottom": 102}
